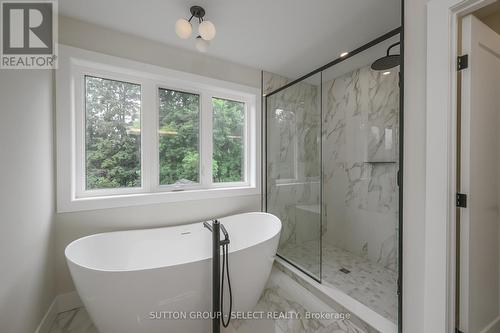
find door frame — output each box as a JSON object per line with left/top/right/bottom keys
{"left": 425, "top": 0, "right": 497, "bottom": 332}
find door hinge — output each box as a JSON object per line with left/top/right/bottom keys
{"left": 458, "top": 55, "right": 469, "bottom": 71}
{"left": 456, "top": 193, "right": 467, "bottom": 208}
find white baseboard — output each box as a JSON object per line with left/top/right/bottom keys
{"left": 34, "top": 291, "right": 82, "bottom": 333}
{"left": 480, "top": 315, "right": 500, "bottom": 333}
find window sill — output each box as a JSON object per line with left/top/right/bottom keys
{"left": 57, "top": 186, "right": 260, "bottom": 213}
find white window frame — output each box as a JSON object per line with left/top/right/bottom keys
{"left": 56, "top": 45, "right": 260, "bottom": 212}
{"left": 209, "top": 93, "right": 251, "bottom": 187}
{"left": 75, "top": 69, "right": 146, "bottom": 198}
{"left": 155, "top": 84, "right": 204, "bottom": 192}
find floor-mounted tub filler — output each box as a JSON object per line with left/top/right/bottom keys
{"left": 65, "top": 212, "right": 281, "bottom": 333}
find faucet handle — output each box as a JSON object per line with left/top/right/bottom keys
{"left": 203, "top": 221, "right": 213, "bottom": 232}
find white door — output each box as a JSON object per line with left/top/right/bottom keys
{"left": 460, "top": 14, "right": 500, "bottom": 333}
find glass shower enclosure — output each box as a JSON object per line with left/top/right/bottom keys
{"left": 265, "top": 30, "right": 401, "bottom": 325}
{"left": 266, "top": 73, "right": 322, "bottom": 280}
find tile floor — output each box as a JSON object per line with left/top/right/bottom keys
{"left": 48, "top": 307, "right": 97, "bottom": 333}
{"left": 280, "top": 241, "right": 398, "bottom": 322}
{"left": 48, "top": 268, "right": 368, "bottom": 333}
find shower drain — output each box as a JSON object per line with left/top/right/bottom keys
{"left": 339, "top": 267, "right": 351, "bottom": 274}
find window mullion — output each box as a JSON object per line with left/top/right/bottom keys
{"left": 74, "top": 70, "right": 86, "bottom": 198}
{"left": 200, "top": 93, "right": 213, "bottom": 188}
{"left": 141, "top": 80, "right": 158, "bottom": 193}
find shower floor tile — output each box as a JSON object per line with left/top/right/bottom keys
{"left": 279, "top": 241, "right": 398, "bottom": 323}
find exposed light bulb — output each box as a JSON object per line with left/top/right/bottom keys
{"left": 198, "top": 20, "right": 216, "bottom": 41}
{"left": 195, "top": 36, "right": 210, "bottom": 52}
{"left": 175, "top": 18, "right": 192, "bottom": 39}
{"left": 340, "top": 51, "right": 349, "bottom": 57}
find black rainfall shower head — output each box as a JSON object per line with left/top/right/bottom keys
{"left": 371, "top": 54, "right": 401, "bottom": 70}
{"left": 371, "top": 42, "right": 401, "bottom": 71}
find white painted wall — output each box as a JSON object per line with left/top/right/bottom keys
{"left": 403, "top": 0, "right": 428, "bottom": 332}
{"left": 0, "top": 70, "right": 55, "bottom": 332}
{"left": 480, "top": 10, "right": 500, "bottom": 33}
{"left": 54, "top": 16, "right": 263, "bottom": 294}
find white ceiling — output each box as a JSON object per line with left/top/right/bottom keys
{"left": 59, "top": 0, "right": 401, "bottom": 79}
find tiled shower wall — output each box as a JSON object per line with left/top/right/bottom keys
{"left": 264, "top": 71, "right": 321, "bottom": 250}
{"left": 264, "top": 65, "right": 399, "bottom": 272}
{"left": 322, "top": 65, "right": 399, "bottom": 272}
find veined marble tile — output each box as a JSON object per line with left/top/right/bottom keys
{"left": 273, "top": 260, "right": 381, "bottom": 333}
{"left": 263, "top": 71, "right": 291, "bottom": 95}
{"left": 322, "top": 64, "right": 399, "bottom": 273}
{"left": 280, "top": 241, "right": 398, "bottom": 323}
{"left": 48, "top": 268, "right": 369, "bottom": 333}
{"left": 264, "top": 64, "right": 400, "bottom": 327}
{"left": 266, "top": 72, "right": 322, "bottom": 259}
{"left": 48, "top": 307, "right": 98, "bottom": 333}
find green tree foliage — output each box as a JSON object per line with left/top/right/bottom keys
{"left": 158, "top": 89, "right": 200, "bottom": 185}
{"left": 85, "top": 81, "right": 244, "bottom": 190}
{"left": 212, "top": 98, "right": 244, "bottom": 183}
{"left": 85, "top": 76, "right": 141, "bottom": 190}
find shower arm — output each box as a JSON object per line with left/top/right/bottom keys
{"left": 386, "top": 42, "right": 401, "bottom": 56}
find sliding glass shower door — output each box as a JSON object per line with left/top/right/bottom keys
{"left": 265, "top": 73, "right": 322, "bottom": 280}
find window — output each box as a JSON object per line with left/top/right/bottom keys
{"left": 85, "top": 76, "right": 142, "bottom": 190}
{"left": 158, "top": 88, "right": 200, "bottom": 186}
{"left": 212, "top": 97, "right": 245, "bottom": 183}
{"left": 56, "top": 46, "right": 259, "bottom": 212}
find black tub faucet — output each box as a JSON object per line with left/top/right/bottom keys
{"left": 203, "top": 219, "right": 230, "bottom": 245}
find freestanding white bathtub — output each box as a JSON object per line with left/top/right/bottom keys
{"left": 65, "top": 212, "right": 281, "bottom": 333}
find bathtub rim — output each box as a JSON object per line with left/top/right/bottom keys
{"left": 65, "top": 211, "right": 281, "bottom": 273}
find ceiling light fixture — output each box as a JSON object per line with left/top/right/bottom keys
{"left": 382, "top": 71, "right": 391, "bottom": 75}
{"left": 340, "top": 51, "right": 349, "bottom": 58}
{"left": 175, "top": 6, "right": 216, "bottom": 51}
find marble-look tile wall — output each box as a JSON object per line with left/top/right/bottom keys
{"left": 262, "top": 71, "right": 291, "bottom": 95}
{"left": 322, "top": 65, "right": 399, "bottom": 272}
{"left": 264, "top": 65, "right": 399, "bottom": 273}
{"left": 263, "top": 71, "right": 322, "bottom": 253}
